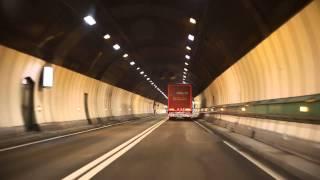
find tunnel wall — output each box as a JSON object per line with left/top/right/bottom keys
{"left": 0, "top": 45, "right": 164, "bottom": 128}
{"left": 196, "top": 1, "right": 320, "bottom": 142}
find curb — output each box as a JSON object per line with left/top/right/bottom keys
{"left": 197, "top": 119, "right": 320, "bottom": 180}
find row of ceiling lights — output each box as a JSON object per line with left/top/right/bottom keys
{"left": 182, "top": 17, "right": 197, "bottom": 84}
{"left": 83, "top": 15, "right": 168, "bottom": 99}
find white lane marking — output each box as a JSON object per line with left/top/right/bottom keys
{"left": 0, "top": 119, "right": 145, "bottom": 153}
{"left": 79, "top": 119, "right": 166, "bottom": 180}
{"left": 223, "top": 141, "right": 286, "bottom": 180}
{"left": 193, "top": 120, "right": 214, "bottom": 135}
{"left": 63, "top": 119, "right": 167, "bottom": 180}
{"left": 194, "top": 121, "right": 285, "bottom": 179}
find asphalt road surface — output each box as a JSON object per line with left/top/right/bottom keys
{"left": 0, "top": 117, "right": 273, "bottom": 180}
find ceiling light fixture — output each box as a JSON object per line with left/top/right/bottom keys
{"left": 140, "top": 71, "right": 144, "bottom": 75}
{"left": 185, "top": 62, "right": 189, "bottom": 66}
{"left": 104, "top": 34, "right": 110, "bottom": 39}
{"left": 123, "top": 53, "right": 128, "bottom": 58}
{"left": 83, "top": 15, "right": 96, "bottom": 26}
{"left": 189, "top": 17, "right": 196, "bottom": 24}
{"left": 129, "top": 61, "right": 135, "bottom": 66}
{"left": 185, "top": 55, "right": 190, "bottom": 59}
{"left": 184, "top": 68, "right": 188, "bottom": 72}
{"left": 113, "top": 44, "right": 120, "bottom": 50}
{"left": 188, "top": 34, "right": 195, "bottom": 41}
{"left": 186, "top": 46, "right": 191, "bottom": 50}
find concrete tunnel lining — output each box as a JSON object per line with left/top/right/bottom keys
{"left": 0, "top": 45, "right": 166, "bottom": 128}
{"left": 196, "top": 1, "right": 320, "bottom": 142}
{"left": 0, "top": 0, "right": 319, "bottom": 179}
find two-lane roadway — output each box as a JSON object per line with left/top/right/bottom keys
{"left": 0, "top": 117, "right": 275, "bottom": 180}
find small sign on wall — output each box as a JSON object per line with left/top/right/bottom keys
{"left": 42, "top": 66, "right": 53, "bottom": 87}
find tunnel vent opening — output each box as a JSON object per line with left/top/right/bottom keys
{"left": 84, "top": 93, "right": 92, "bottom": 125}
{"left": 21, "top": 77, "right": 40, "bottom": 132}
{"left": 153, "top": 100, "right": 157, "bottom": 115}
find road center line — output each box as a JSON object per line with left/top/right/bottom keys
{"left": 63, "top": 118, "right": 167, "bottom": 180}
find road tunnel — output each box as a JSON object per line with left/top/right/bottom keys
{"left": 0, "top": 0, "right": 319, "bottom": 179}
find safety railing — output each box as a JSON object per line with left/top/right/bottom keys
{"left": 198, "top": 94, "right": 320, "bottom": 124}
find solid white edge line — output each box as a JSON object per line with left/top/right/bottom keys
{"left": 193, "top": 120, "right": 285, "bottom": 180}
{"left": 78, "top": 119, "right": 166, "bottom": 180}
{"left": 0, "top": 119, "right": 144, "bottom": 153}
{"left": 223, "top": 141, "right": 285, "bottom": 180}
{"left": 62, "top": 118, "right": 167, "bottom": 180}
{"left": 193, "top": 120, "right": 214, "bottom": 135}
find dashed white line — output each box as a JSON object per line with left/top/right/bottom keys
{"left": 63, "top": 118, "right": 167, "bottom": 180}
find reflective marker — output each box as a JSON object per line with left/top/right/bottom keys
{"left": 300, "top": 106, "right": 309, "bottom": 112}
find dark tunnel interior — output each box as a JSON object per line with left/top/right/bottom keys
{"left": 0, "top": 0, "right": 310, "bottom": 103}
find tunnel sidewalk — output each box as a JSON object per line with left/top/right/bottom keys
{"left": 0, "top": 123, "right": 99, "bottom": 150}
{"left": 197, "top": 119, "right": 320, "bottom": 180}
{"left": 0, "top": 115, "right": 162, "bottom": 150}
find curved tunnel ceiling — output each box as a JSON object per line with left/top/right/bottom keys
{"left": 0, "top": 0, "right": 310, "bottom": 104}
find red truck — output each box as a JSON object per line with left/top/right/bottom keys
{"left": 167, "top": 84, "right": 192, "bottom": 119}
